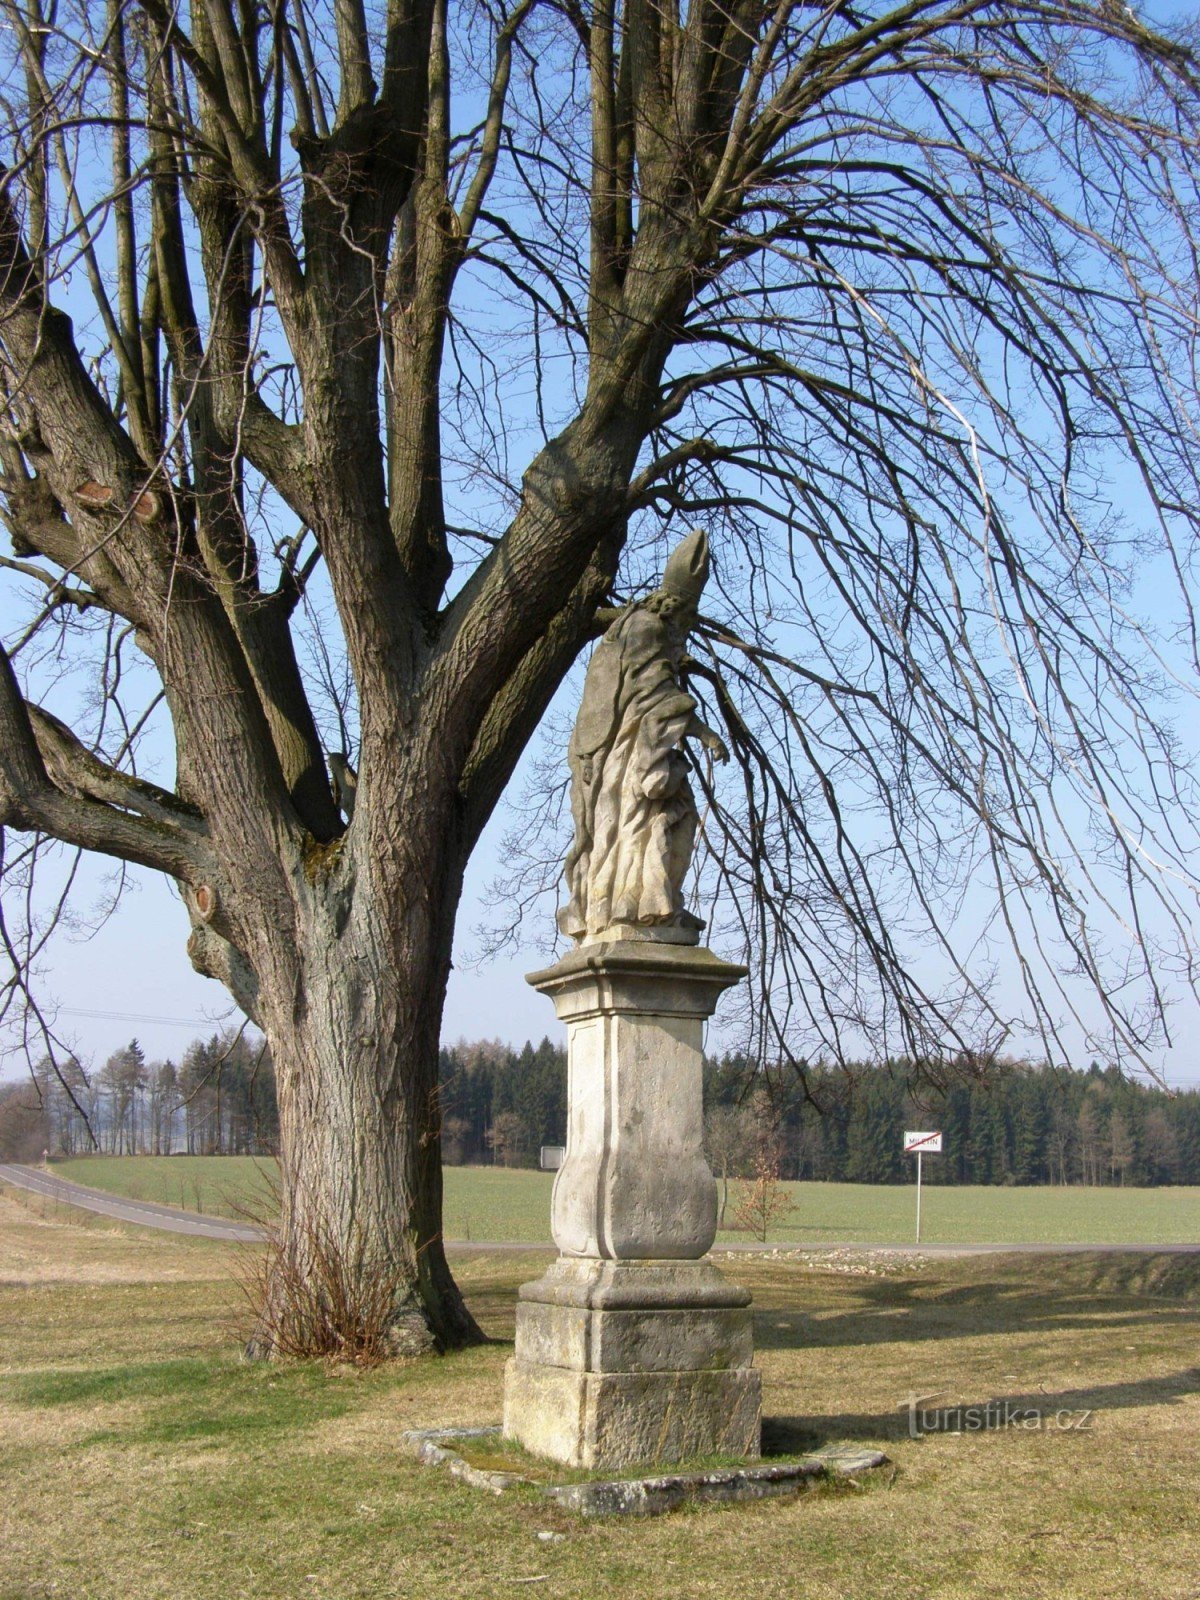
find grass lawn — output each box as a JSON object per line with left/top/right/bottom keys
{"left": 51, "top": 1156, "right": 1200, "bottom": 1246}
{"left": 0, "top": 1180, "right": 1198, "bottom": 1599}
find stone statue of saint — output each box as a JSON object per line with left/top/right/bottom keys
{"left": 558, "top": 528, "right": 729, "bottom": 944}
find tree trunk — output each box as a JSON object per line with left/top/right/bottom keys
{"left": 244, "top": 827, "right": 485, "bottom": 1356}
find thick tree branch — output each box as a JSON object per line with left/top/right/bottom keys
{"left": 27, "top": 705, "right": 206, "bottom": 834}
{"left": 0, "top": 644, "right": 211, "bottom": 880}
{"left": 136, "top": 0, "right": 307, "bottom": 317}
{"left": 458, "top": 529, "right": 623, "bottom": 845}
{"left": 145, "top": 92, "right": 339, "bottom": 836}
{"left": 456, "top": 0, "right": 535, "bottom": 241}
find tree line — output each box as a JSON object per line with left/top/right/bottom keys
{"left": 3, "top": 1036, "right": 1199, "bottom": 1189}
{"left": 0, "top": 1033, "right": 278, "bottom": 1161}
{"left": 437, "top": 1039, "right": 567, "bottom": 1169}
{"left": 705, "top": 1057, "right": 1200, "bottom": 1189}
{"left": 437, "top": 1041, "right": 1200, "bottom": 1188}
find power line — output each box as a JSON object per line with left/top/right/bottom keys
{"left": 54, "top": 1005, "right": 241, "bottom": 1029}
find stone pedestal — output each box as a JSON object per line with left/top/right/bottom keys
{"left": 503, "top": 940, "right": 761, "bottom": 1471}
{"left": 504, "top": 1257, "right": 761, "bottom": 1470}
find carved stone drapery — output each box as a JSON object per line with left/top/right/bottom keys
{"left": 558, "top": 529, "right": 727, "bottom": 944}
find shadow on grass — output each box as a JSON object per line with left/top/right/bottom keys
{"left": 763, "top": 1365, "right": 1200, "bottom": 1452}
{"left": 752, "top": 1254, "right": 1200, "bottom": 1353}
{"left": 9, "top": 1358, "right": 218, "bottom": 1407}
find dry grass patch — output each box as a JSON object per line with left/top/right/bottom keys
{"left": 0, "top": 1209, "right": 1197, "bottom": 1600}
{"left": 0, "top": 1182, "right": 230, "bottom": 1286}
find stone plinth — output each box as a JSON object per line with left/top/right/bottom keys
{"left": 504, "top": 1257, "right": 760, "bottom": 1470}
{"left": 526, "top": 941, "right": 746, "bottom": 1260}
{"left": 503, "top": 942, "right": 761, "bottom": 1471}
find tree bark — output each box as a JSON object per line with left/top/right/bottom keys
{"left": 245, "top": 813, "right": 483, "bottom": 1354}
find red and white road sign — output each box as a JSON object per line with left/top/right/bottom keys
{"left": 904, "top": 1130, "right": 943, "bottom": 1153}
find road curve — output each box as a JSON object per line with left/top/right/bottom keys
{"left": 1, "top": 1164, "right": 1196, "bottom": 1255}
{"left": 0, "top": 1162, "right": 263, "bottom": 1242}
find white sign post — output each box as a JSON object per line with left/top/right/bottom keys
{"left": 903, "top": 1131, "right": 943, "bottom": 1244}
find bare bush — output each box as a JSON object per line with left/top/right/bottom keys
{"left": 734, "top": 1148, "right": 796, "bottom": 1246}
{"left": 0, "top": 1081, "right": 49, "bottom": 1162}
{"left": 235, "top": 1211, "right": 423, "bottom": 1368}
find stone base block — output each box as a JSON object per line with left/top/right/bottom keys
{"left": 503, "top": 1359, "right": 762, "bottom": 1471}
{"left": 515, "top": 1299, "right": 754, "bottom": 1374}
{"left": 517, "top": 1254, "right": 751, "bottom": 1310}
{"left": 504, "top": 1256, "right": 762, "bottom": 1470}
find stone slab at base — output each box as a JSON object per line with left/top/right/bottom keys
{"left": 544, "top": 1446, "right": 889, "bottom": 1517}
{"left": 400, "top": 1426, "right": 889, "bottom": 1518}
{"left": 503, "top": 1359, "right": 762, "bottom": 1471}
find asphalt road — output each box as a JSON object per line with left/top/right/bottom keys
{"left": 1, "top": 1163, "right": 1197, "bottom": 1254}
{"left": 0, "top": 1161, "right": 263, "bottom": 1242}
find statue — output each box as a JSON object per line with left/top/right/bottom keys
{"left": 558, "top": 528, "right": 729, "bottom": 944}
{"left": 511, "top": 528, "right": 759, "bottom": 1473}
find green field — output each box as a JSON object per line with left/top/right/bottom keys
{"left": 50, "top": 1156, "right": 1200, "bottom": 1245}
{"left": 1, "top": 1180, "right": 1198, "bottom": 1600}
{"left": 54, "top": 1154, "right": 278, "bottom": 1222}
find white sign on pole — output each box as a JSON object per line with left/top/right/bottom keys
{"left": 903, "top": 1130, "right": 943, "bottom": 1153}
{"left": 903, "top": 1131, "right": 943, "bottom": 1243}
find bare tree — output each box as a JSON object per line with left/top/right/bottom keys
{"left": 703, "top": 1101, "right": 755, "bottom": 1223}
{"left": 487, "top": 1108, "right": 532, "bottom": 1167}
{"left": 1076, "top": 1097, "right": 1103, "bottom": 1186}
{"left": 733, "top": 1093, "right": 794, "bottom": 1241}
{"left": 1048, "top": 1101, "right": 1075, "bottom": 1187}
{"left": 1109, "top": 1109, "right": 1135, "bottom": 1185}
{"left": 2, "top": 2, "right": 1200, "bottom": 1352}
{"left": 1142, "top": 1105, "right": 1179, "bottom": 1184}
{"left": 0, "top": 1078, "right": 50, "bottom": 1159}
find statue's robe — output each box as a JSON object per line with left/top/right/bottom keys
{"left": 558, "top": 604, "right": 699, "bottom": 940}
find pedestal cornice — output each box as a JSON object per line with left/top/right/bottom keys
{"left": 527, "top": 939, "right": 748, "bottom": 1023}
